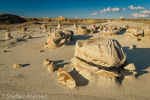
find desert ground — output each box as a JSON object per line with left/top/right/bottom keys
{"left": 0, "top": 20, "right": 150, "bottom": 100}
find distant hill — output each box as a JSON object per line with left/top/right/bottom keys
{"left": 0, "top": 14, "right": 27, "bottom": 24}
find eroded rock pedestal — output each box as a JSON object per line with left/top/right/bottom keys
{"left": 71, "top": 38, "right": 137, "bottom": 85}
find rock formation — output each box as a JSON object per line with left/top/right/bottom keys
{"left": 43, "top": 59, "right": 51, "bottom": 65}
{"left": 48, "top": 28, "right": 52, "bottom": 36}
{"left": 76, "top": 26, "right": 90, "bottom": 35}
{"left": 5, "top": 30, "right": 13, "bottom": 39}
{"left": 41, "top": 24, "right": 47, "bottom": 29}
{"left": 44, "top": 30, "right": 74, "bottom": 48}
{"left": 57, "top": 21, "right": 62, "bottom": 29}
{"left": 73, "top": 22, "right": 78, "bottom": 30}
{"left": 71, "top": 38, "right": 136, "bottom": 81}
{"left": 124, "top": 27, "right": 144, "bottom": 37}
{"left": 57, "top": 67, "right": 76, "bottom": 89}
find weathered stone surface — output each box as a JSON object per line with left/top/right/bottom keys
{"left": 95, "top": 69, "right": 121, "bottom": 77}
{"left": 57, "top": 67, "right": 76, "bottom": 89}
{"left": 43, "top": 59, "right": 51, "bottom": 65}
{"left": 122, "top": 24, "right": 129, "bottom": 29}
{"left": 74, "top": 38, "right": 126, "bottom": 68}
{"left": 12, "top": 64, "right": 22, "bottom": 68}
{"left": 76, "top": 26, "right": 90, "bottom": 35}
{"left": 47, "top": 62, "right": 57, "bottom": 71}
{"left": 124, "top": 63, "right": 136, "bottom": 70}
{"left": 47, "top": 31, "right": 65, "bottom": 42}
{"left": 124, "top": 27, "right": 144, "bottom": 37}
{"left": 5, "top": 30, "right": 13, "bottom": 39}
{"left": 100, "top": 29, "right": 120, "bottom": 35}
{"left": 43, "top": 40, "right": 58, "bottom": 49}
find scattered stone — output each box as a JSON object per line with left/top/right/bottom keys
{"left": 43, "top": 59, "right": 51, "bottom": 65}
{"left": 22, "top": 27, "right": 27, "bottom": 31}
{"left": 12, "top": 64, "right": 22, "bottom": 68}
{"left": 47, "top": 62, "right": 57, "bottom": 72}
{"left": 57, "top": 67, "right": 76, "bottom": 89}
{"left": 2, "top": 50, "right": 8, "bottom": 53}
{"left": 129, "top": 45, "right": 135, "bottom": 49}
{"left": 23, "top": 35, "right": 32, "bottom": 39}
{"left": 124, "top": 63, "right": 136, "bottom": 71}
{"left": 40, "top": 50, "right": 44, "bottom": 52}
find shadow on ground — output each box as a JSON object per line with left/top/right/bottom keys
{"left": 122, "top": 47, "right": 150, "bottom": 78}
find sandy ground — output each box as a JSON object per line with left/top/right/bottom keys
{"left": 0, "top": 21, "right": 150, "bottom": 100}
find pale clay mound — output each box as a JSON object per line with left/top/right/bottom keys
{"left": 0, "top": 21, "right": 150, "bottom": 100}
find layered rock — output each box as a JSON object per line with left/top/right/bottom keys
{"left": 71, "top": 38, "right": 136, "bottom": 78}
{"left": 76, "top": 26, "right": 90, "bottom": 35}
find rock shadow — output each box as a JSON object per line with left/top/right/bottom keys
{"left": 118, "top": 29, "right": 126, "bottom": 35}
{"left": 22, "top": 64, "right": 30, "bottom": 67}
{"left": 70, "top": 35, "right": 93, "bottom": 45}
{"left": 33, "top": 36, "right": 45, "bottom": 39}
{"left": 69, "top": 68, "right": 89, "bottom": 86}
{"left": 122, "top": 47, "right": 150, "bottom": 78}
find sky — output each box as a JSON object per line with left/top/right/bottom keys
{"left": 0, "top": 0, "right": 150, "bottom": 19}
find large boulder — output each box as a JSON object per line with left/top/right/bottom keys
{"left": 72, "top": 38, "right": 126, "bottom": 69}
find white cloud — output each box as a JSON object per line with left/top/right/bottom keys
{"left": 140, "top": 10, "right": 150, "bottom": 14}
{"left": 119, "top": 16, "right": 123, "bottom": 19}
{"left": 122, "top": 8, "right": 126, "bottom": 11}
{"left": 99, "top": 7, "right": 110, "bottom": 13}
{"left": 132, "top": 13, "right": 149, "bottom": 18}
{"left": 91, "top": 13, "right": 97, "bottom": 16}
{"left": 111, "top": 7, "right": 120, "bottom": 12}
{"left": 128, "top": 5, "right": 146, "bottom": 10}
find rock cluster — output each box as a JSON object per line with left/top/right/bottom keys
{"left": 98, "top": 24, "right": 121, "bottom": 35}
{"left": 43, "top": 59, "right": 57, "bottom": 72}
{"left": 76, "top": 26, "right": 91, "bottom": 35}
{"left": 71, "top": 38, "right": 137, "bottom": 79}
{"left": 44, "top": 29, "right": 74, "bottom": 48}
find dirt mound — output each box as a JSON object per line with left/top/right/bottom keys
{"left": 0, "top": 14, "right": 27, "bottom": 24}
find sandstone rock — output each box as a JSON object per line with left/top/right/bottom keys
{"left": 129, "top": 45, "right": 135, "bottom": 49}
{"left": 43, "top": 30, "right": 48, "bottom": 32}
{"left": 57, "top": 21, "right": 62, "bottom": 29}
{"left": 124, "top": 27, "right": 144, "bottom": 37}
{"left": 47, "top": 31, "right": 65, "bottom": 42}
{"left": 100, "top": 29, "right": 120, "bottom": 35}
{"left": 43, "top": 59, "right": 51, "bottom": 65}
{"left": 73, "top": 38, "right": 126, "bottom": 68}
{"left": 48, "top": 28, "right": 52, "bottom": 36}
{"left": 57, "top": 67, "right": 76, "bottom": 89}
{"left": 95, "top": 69, "right": 121, "bottom": 77}
{"left": 43, "top": 40, "right": 58, "bottom": 49}
{"left": 122, "top": 24, "right": 129, "bottom": 29}
{"left": 76, "top": 26, "right": 90, "bottom": 35}
{"left": 41, "top": 24, "right": 47, "bottom": 29}
{"left": 91, "top": 24, "right": 97, "bottom": 31}
{"left": 5, "top": 30, "right": 13, "bottom": 39}
{"left": 73, "top": 22, "right": 78, "bottom": 30}
{"left": 124, "top": 63, "right": 136, "bottom": 70}
{"left": 47, "top": 62, "right": 57, "bottom": 71}
{"left": 12, "top": 64, "right": 22, "bottom": 68}
{"left": 22, "top": 27, "right": 27, "bottom": 31}
{"left": 58, "top": 39, "right": 66, "bottom": 46}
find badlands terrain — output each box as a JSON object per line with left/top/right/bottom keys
{"left": 0, "top": 15, "right": 150, "bottom": 100}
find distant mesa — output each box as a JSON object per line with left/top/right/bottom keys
{"left": 55, "top": 16, "right": 67, "bottom": 21}
{"left": 0, "top": 14, "right": 27, "bottom": 24}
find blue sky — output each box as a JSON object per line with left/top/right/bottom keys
{"left": 0, "top": 0, "right": 150, "bottom": 18}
